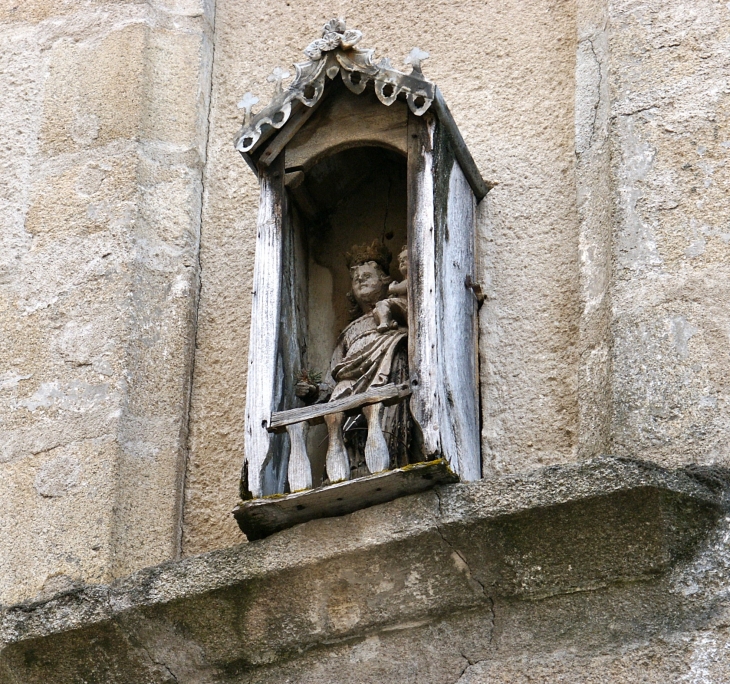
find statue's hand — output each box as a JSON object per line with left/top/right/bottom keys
{"left": 295, "top": 381, "right": 318, "bottom": 400}
{"left": 316, "top": 383, "right": 332, "bottom": 402}
{"left": 388, "top": 280, "right": 408, "bottom": 298}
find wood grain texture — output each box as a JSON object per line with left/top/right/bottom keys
{"left": 243, "top": 157, "right": 285, "bottom": 498}
{"left": 261, "top": 190, "right": 309, "bottom": 495}
{"left": 284, "top": 173, "right": 319, "bottom": 223}
{"left": 407, "top": 112, "right": 441, "bottom": 458}
{"left": 268, "top": 382, "right": 411, "bottom": 432}
{"left": 439, "top": 159, "right": 481, "bottom": 480}
{"left": 258, "top": 88, "right": 331, "bottom": 168}
{"left": 234, "top": 459, "right": 458, "bottom": 540}
{"left": 363, "top": 402, "right": 389, "bottom": 473}
{"left": 324, "top": 412, "right": 349, "bottom": 483}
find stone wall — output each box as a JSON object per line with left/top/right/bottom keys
{"left": 1, "top": 4, "right": 729, "bottom": 676}
{"left": 0, "top": 0, "right": 214, "bottom": 604}
{"left": 183, "top": 0, "right": 585, "bottom": 555}
{"left": 1, "top": 459, "right": 727, "bottom": 683}
{"left": 609, "top": 0, "right": 730, "bottom": 468}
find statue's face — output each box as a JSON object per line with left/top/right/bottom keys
{"left": 350, "top": 262, "right": 388, "bottom": 308}
{"left": 398, "top": 249, "right": 408, "bottom": 276}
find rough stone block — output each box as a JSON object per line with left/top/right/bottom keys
{"left": 0, "top": 437, "right": 117, "bottom": 606}
{"left": 0, "top": 458, "right": 720, "bottom": 682}
{"left": 608, "top": 0, "right": 730, "bottom": 468}
{"left": 39, "top": 24, "right": 145, "bottom": 155}
{"left": 24, "top": 153, "right": 137, "bottom": 244}
{"left": 0, "top": 0, "right": 144, "bottom": 24}
{"left": 141, "top": 28, "right": 207, "bottom": 150}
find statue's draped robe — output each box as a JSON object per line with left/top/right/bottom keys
{"left": 327, "top": 310, "right": 410, "bottom": 475}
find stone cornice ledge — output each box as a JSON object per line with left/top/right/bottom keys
{"left": 0, "top": 457, "right": 723, "bottom": 681}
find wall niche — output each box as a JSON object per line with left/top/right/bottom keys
{"left": 233, "top": 19, "right": 490, "bottom": 539}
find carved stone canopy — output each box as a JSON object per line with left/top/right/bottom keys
{"left": 234, "top": 19, "right": 437, "bottom": 155}
{"left": 233, "top": 19, "right": 489, "bottom": 199}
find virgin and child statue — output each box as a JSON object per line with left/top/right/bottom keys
{"left": 296, "top": 242, "right": 413, "bottom": 482}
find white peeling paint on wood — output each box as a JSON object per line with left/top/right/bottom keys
{"left": 408, "top": 113, "right": 441, "bottom": 457}
{"left": 324, "top": 412, "right": 350, "bottom": 483}
{"left": 286, "top": 422, "right": 312, "bottom": 491}
{"left": 363, "top": 402, "right": 390, "bottom": 473}
{"left": 244, "top": 163, "right": 284, "bottom": 498}
{"left": 440, "top": 161, "right": 481, "bottom": 480}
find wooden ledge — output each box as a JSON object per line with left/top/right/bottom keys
{"left": 267, "top": 382, "right": 411, "bottom": 433}
{"left": 233, "top": 459, "right": 458, "bottom": 540}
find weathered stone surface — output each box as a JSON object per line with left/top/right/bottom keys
{"left": 0, "top": 0, "right": 214, "bottom": 604}
{"left": 0, "top": 458, "right": 721, "bottom": 682}
{"left": 609, "top": 0, "right": 730, "bottom": 468}
{"left": 183, "top": 0, "right": 584, "bottom": 554}
{"left": 234, "top": 459, "right": 458, "bottom": 541}
{"left": 2, "top": 0, "right": 730, "bottom": 680}
{"left": 0, "top": 0, "right": 145, "bottom": 25}
{"left": 39, "top": 23, "right": 146, "bottom": 155}
{"left": 575, "top": 0, "right": 613, "bottom": 460}
{"left": 456, "top": 632, "right": 730, "bottom": 684}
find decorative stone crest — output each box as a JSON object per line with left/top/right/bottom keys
{"left": 234, "top": 18, "right": 436, "bottom": 154}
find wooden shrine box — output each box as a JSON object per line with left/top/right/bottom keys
{"left": 233, "top": 21, "right": 490, "bottom": 538}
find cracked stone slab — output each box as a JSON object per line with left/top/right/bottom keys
{"left": 0, "top": 457, "right": 721, "bottom": 683}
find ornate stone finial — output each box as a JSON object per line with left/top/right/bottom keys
{"left": 237, "top": 92, "right": 259, "bottom": 126}
{"left": 405, "top": 47, "right": 429, "bottom": 77}
{"left": 323, "top": 17, "right": 346, "bottom": 36}
{"left": 267, "top": 67, "right": 291, "bottom": 95}
{"left": 304, "top": 18, "right": 363, "bottom": 60}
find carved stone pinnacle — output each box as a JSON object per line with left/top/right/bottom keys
{"left": 405, "top": 47, "right": 429, "bottom": 76}
{"left": 267, "top": 67, "right": 291, "bottom": 95}
{"left": 237, "top": 92, "right": 259, "bottom": 125}
{"left": 234, "top": 22, "right": 437, "bottom": 155}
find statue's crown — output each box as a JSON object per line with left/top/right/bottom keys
{"left": 345, "top": 240, "right": 392, "bottom": 273}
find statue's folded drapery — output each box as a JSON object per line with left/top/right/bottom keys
{"left": 330, "top": 313, "right": 406, "bottom": 399}
{"left": 326, "top": 310, "right": 410, "bottom": 472}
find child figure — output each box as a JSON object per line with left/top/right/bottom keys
{"left": 374, "top": 245, "right": 408, "bottom": 333}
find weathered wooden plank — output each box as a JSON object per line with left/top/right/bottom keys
{"left": 243, "top": 98, "right": 310, "bottom": 161}
{"left": 261, "top": 182, "right": 308, "bottom": 495}
{"left": 324, "top": 411, "right": 349, "bottom": 483}
{"left": 258, "top": 87, "right": 332, "bottom": 168}
{"left": 233, "top": 459, "right": 458, "bottom": 540}
{"left": 268, "top": 382, "right": 411, "bottom": 433}
{"left": 430, "top": 125, "right": 457, "bottom": 476}
{"left": 285, "top": 170, "right": 319, "bottom": 222}
{"left": 440, "top": 158, "right": 481, "bottom": 480}
{"left": 243, "top": 156, "right": 285, "bottom": 499}
{"left": 407, "top": 112, "right": 441, "bottom": 458}
{"left": 362, "top": 403, "right": 389, "bottom": 474}
{"left": 432, "top": 87, "right": 491, "bottom": 201}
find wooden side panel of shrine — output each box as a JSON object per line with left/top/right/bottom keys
{"left": 407, "top": 110, "right": 481, "bottom": 480}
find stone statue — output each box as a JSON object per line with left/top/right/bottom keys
{"left": 374, "top": 244, "right": 408, "bottom": 332}
{"left": 296, "top": 241, "right": 410, "bottom": 482}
